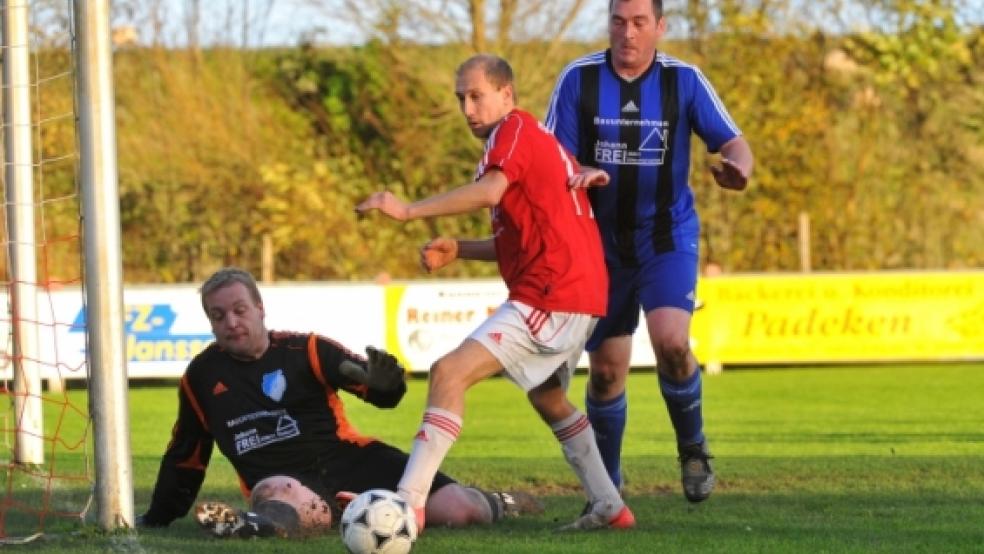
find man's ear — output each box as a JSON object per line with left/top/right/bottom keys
{"left": 655, "top": 15, "right": 668, "bottom": 39}
{"left": 503, "top": 83, "right": 516, "bottom": 105}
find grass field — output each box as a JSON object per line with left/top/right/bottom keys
{"left": 7, "top": 363, "right": 984, "bottom": 552}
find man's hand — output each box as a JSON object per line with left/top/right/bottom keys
{"left": 420, "top": 237, "right": 459, "bottom": 273}
{"left": 568, "top": 168, "right": 610, "bottom": 190}
{"left": 339, "top": 347, "right": 406, "bottom": 392}
{"left": 355, "top": 191, "right": 411, "bottom": 221}
{"left": 709, "top": 158, "right": 748, "bottom": 191}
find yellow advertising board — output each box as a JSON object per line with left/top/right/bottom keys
{"left": 691, "top": 271, "right": 984, "bottom": 364}
{"left": 384, "top": 281, "right": 506, "bottom": 371}
{"left": 383, "top": 280, "right": 655, "bottom": 371}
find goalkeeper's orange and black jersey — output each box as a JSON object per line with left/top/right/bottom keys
{"left": 143, "top": 331, "right": 406, "bottom": 526}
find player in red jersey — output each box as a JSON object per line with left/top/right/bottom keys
{"left": 135, "top": 267, "right": 540, "bottom": 538}
{"left": 356, "top": 54, "right": 635, "bottom": 531}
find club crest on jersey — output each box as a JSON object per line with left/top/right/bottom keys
{"left": 262, "top": 369, "right": 287, "bottom": 402}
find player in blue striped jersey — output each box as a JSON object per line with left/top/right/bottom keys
{"left": 545, "top": 0, "right": 753, "bottom": 503}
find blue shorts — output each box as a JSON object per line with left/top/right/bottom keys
{"left": 586, "top": 251, "right": 698, "bottom": 351}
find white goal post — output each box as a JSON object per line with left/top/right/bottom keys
{"left": 73, "top": 0, "right": 134, "bottom": 530}
{"left": 2, "top": 0, "right": 43, "bottom": 468}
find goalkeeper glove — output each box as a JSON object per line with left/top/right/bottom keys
{"left": 339, "top": 346, "right": 405, "bottom": 392}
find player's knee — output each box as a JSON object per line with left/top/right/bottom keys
{"left": 429, "top": 357, "right": 465, "bottom": 395}
{"left": 250, "top": 476, "right": 333, "bottom": 532}
{"left": 527, "top": 378, "right": 573, "bottom": 423}
{"left": 589, "top": 366, "right": 622, "bottom": 394}
{"left": 251, "top": 476, "right": 296, "bottom": 503}
{"left": 654, "top": 339, "right": 692, "bottom": 380}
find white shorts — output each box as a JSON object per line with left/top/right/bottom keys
{"left": 469, "top": 300, "right": 598, "bottom": 392}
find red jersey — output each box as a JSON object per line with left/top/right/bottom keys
{"left": 478, "top": 109, "right": 607, "bottom": 316}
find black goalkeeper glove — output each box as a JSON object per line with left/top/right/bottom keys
{"left": 339, "top": 346, "right": 405, "bottom": 392}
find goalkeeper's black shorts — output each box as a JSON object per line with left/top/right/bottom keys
{"left": 286, "top": 440, "right": 456, "bottom": 517}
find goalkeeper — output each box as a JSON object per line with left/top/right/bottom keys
{"left": 136, "top": 267, "right": 540, "bottom": 538}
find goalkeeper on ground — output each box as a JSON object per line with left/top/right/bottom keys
{"left": 136, "top": 267, "right": 540, "bottom": 538}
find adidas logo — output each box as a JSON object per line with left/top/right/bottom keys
{"left": 213, "top": 381, "right": 228, "bottom": 395}
{"left": 488, "top": 332, "right": 503, "bottom": 344}
{"left": 621, "top": 100, "right": 639, "bottom": 113}
{"left": 414, "top": 429, "right": 429, "bottom": 442}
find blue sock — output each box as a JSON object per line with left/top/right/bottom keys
{"left": 658, "top": 369, "right": 705, "bottom": 447}
{"left": 585, "top": 391, "right": 627, "bottom": 489}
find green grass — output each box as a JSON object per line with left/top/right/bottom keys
{"left": 5, "top": 363, "right": 984, "bottom": 552}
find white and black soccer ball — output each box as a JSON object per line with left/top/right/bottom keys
{"left": 339, "top": 489, "right": 418, "bottom": 554}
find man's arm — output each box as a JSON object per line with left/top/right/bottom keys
{"left": 138, "top": 378, "right": 214, "bottom": 527}
{"left": 456, "top": 238, "right": 496, "bottom": 260}
{"left": 419, "top": 237, "right": 496, "bottom": 273}
{"left": 319, "top": 337, "right": 407, "bottom": 408}
{"left": 355, "top": 170, "right": 509, "bottom": 222}
{"left": 684, "top": 66, "right": 753, "bottom": 191}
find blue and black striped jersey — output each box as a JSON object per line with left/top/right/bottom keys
{"left": 546, "top": 50, "right": 741, "bottom": 266}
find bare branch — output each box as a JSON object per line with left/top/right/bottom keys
{"left": 471, "top": 0, "right": 486, "bottom": 51}
{"left": 497, "top": 0, "right": 517, "bottom": 49}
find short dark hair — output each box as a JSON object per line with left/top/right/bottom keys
{"left": 456, "top": 54, "right": 515, "bottom": 92}
{"left": 200, "top": 267, "right": 263, "bottom": 313}
{"left": 609, "top": 0, "right": 663, "bottom": 18}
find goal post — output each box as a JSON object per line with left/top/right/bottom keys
{"left": 2, "top": 0, "right": 44, "bottom": 467}
{"left": 73, "top": 0, "right": 134, "bottom": 530}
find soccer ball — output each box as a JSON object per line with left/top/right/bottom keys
{"left": 339, "top": 489, "right": 418, "bottom": 554}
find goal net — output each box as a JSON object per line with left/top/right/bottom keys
{"left": 0, "top": 0, "right": 129, "bottom": 540}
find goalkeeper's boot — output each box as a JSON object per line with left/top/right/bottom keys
{"left": 559, "top": 501, "right": 635, "bottom": 531}
{"left": 489, "top": 490, "right": 545, "bottom": 518}
{"left": 195, "top": 501, "right": 285, "bottom": 539}
{"left": 679, "top": 441, "right": 715, "bottom": 503}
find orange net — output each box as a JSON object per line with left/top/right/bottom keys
{"left": 0, "top": 0, "right": 93, "bottom": 540}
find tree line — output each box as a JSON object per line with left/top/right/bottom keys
{"left": 19, "top": 1, "right": 984, "bottom": 283}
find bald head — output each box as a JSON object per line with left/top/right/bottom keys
{"left": 456, "top": 54, "right": 516, "bottom": 102}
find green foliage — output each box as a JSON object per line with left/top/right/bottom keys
{"left": 114, "top": 47, "right": 315, "bottom": 282}
{"left": 679, "top": 1, "right": 984, "bottom": 272}
{"left": 834, "top": 1, "right": 984, "bottom": 269}
{"left": 268, "top": 41, "right": 500, "bottom": 279}
{"left": 22, "top": 2, "right": 984, "bottom": 282}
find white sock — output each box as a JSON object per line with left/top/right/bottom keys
{"left": 397, "top": 407, "right": 462, "bottom": 509}
{"left": 551, "top": 410, "right": 624, "bottom": 518}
